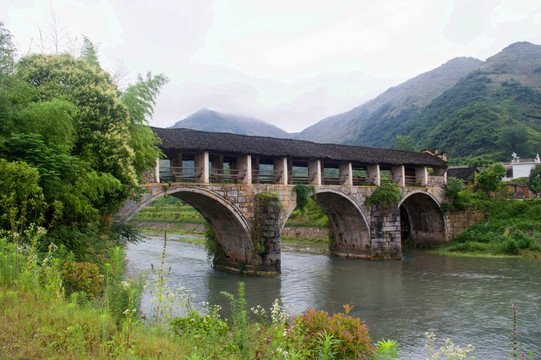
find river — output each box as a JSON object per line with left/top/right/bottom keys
{"left": 126, "top": 233, "right": 541, "bottom": 359}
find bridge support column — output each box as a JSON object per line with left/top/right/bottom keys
{"left": 340, "top": 162, "right": 353, "bottom": 186}
{"left": 238, "top": 155, "right": 252, "bottom": 184}
{"left": 211, "top": 155, "right": 223, "bottom": 182}
{"left": 170, "top": 153, "right": 182, "bottom": 181}
{"left": 154, "top": 158, "right": 160, "bottom": 183}
{"left": 274, "top": 157, "right": 288, "bottom": 184}
{"left": 369, "top": 205, "right": 402, "bottom": 259}
{"left": 195, "top": 151, "right": 209, "bottom": 183}
{"left": 308, "top": 160, "right": 322, "bottom": 185}
{"left": 248, "top": 193, "right": 282, "bottom": 275}
{"left": 391, "top": 165, "right": 405, "bottom": 186}
{"left": 367, "top": 164, "right": 381, "bottom": 186}
{"left": 415, "top": 166, "right": 428, "bottom": 186}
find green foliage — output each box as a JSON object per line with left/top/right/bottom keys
{"left": 79, "top": 36, "right": 100, "bottom": 68}
{"left": 221, "top": 282, "right": 249, "bottom": 359}
{"left": 445, "top": 177, "right": 465, "bottom": 199}
{"left": 293, "top": 184, "right": 315, "bottom": 215}
{"left": 0, "top": 22, "right": 16, "bottom": 78}
{"left": 282, "top": 306, "right": 375, "bottom": 359}
{"left": 528, "top": 163, "right": 541, "bottom": 194}
{"left": 103, "top": 246, "right": 144, "bottom": 324}
{"left": 447, "top": 199, "right": 541, "bottom": 255}
{"left": 375, "top": 338, "right": 401, "bottom": 360}
{"left": 0, "top": 25, "right": 167, "bottom": 261}
{"left": 204, "top": 223, "right": 222, "bottom": 262}
{"left": 121, "top": 72, "right": 168, "bottom": 177}
{"left": 0, "top": 159, "right": 46, "bottom": 236}
{"left": 394, "top": 135, "right": 416, "bottom": 151}
{"left": 463, "top": 154, "right": 495, "bottom": 170}
{"left": 286, "top": 197, "right": 328, "bottom": 228}
{"left": 171, "top": 309, "right": 228, "bottom": 340}
{"left": 476, "top": 163, "right": 506, "bottom": 195}
{"left": 62, "top": 261, "right": 104, "bottom": 300}
{"left": 365, "top": 183, "right": 402, "bottom": 208}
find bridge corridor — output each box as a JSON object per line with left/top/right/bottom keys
{"left": 117, "top": 127, "right": 454, "bottom": 275}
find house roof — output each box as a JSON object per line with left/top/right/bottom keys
{"left": 448, "top": 166, "right": 476, "bottom": 180}
{"left": 151, "top": 127, "right": 448, "bottom": 168}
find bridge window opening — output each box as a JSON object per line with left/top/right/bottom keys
{"left": 159, "top": 159, "right": 171, "bottom": 182}
{"left": 405, "top": 167, "right": 416, "bottom": 186}
{"left": 323, "top": 166, "right": 340, "bottom": 185}
{"left": 352, "top": 166, "right": 369, "bottom": 186}
{"left": 253, "top": 160, "right": 275, "bottom": 184}
{"left": 209, "top": 155, "right": 246, "bottom": 183}
{"left": 289, "top": 161, "right": 309, "bottom": 184}
{"left": 380, "top": 168, "right": 391, "bottom": 184}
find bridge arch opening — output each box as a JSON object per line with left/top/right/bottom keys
{"left": 399, "top": 192, "right": 446, "bottom": 248}
{"left": 125, "top": 187, "right": 257, "bottom": 273}
{"left": 168, "top": 190, "right": 255, "bottom": 271}
{"left": 311, "top": 190, "right": 371, "bottom": 257}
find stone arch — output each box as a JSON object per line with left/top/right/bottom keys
{"left": 399, "top": 191, "right": 446, "bottom": 247}
{"left": 294, "top": 188, "right": 371, "bottom": 258}
{"left": 126, "top": 185, "right": 255, "bottom": 272}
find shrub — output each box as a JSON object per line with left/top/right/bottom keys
{"left": 503, "top": 239, "right": 519, "bottom": 254}
{"left": 62, "top": 261, "right": 104, "bottom": 300}
{"left": 171, "top": 310, "right": 228, "bottom": 340}
{"left": 365, "top": 183, "right": 402, "bottom": 209}
{"left": 283, "top": 306, "right": 375, "bottom": 359}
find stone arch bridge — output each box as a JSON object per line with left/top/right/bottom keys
{"left": 118, "top": 128, "right": 453, "bottom": 275}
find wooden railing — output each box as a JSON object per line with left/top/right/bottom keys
{"left": 252, "top": 169, "right": 282, "bottom": 184}
{"left": 210, "top": 168, "right": 245, "bottom": 183}
{"left": 159, "top": 166, "right": 201, "bottom": 183}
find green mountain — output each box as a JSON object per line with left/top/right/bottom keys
{"left": 170, "top": 108, "right": 292, "bottom": 138}
{"left": 403, "top": 42, "right": 541, "bottom": 161}
{"left": 298, "top": 42, "right": 541, "bottom": 163}
{"left": 295, "top": 57, "right": 483, "bottom": 144}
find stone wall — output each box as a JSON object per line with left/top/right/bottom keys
{"left": 445, "top": 208, "right": 486, "bottom": 240}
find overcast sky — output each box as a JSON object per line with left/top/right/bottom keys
{"left": 2, "top": 0, "right": 541, "bottom": 132}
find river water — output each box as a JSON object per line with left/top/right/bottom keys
{"left": 126, "top": 234, "right": 541, "bottom": 359}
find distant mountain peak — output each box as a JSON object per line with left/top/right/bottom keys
{"left": 171, "top": 109, "right": 292, "bottom": 139}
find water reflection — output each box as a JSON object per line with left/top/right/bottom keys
{"left": 126, "top": 235, "right": 541, "bottom": 359}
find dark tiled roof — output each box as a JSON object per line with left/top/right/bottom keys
{"left": 152, "top": 127, "right": 448, "bottom": 168}
{"left": 448, "top": 166, "right": 476, "bottom": 180}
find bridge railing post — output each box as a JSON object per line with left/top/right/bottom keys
{"left": 367, "top": 164, "right": 380, "bottom": 186}
{"left": 339, "top": 162, "right": 353, "bottom": 186}
{"left": 308, "top": 160, "right": 322, "bottom": 185}
{"left": 415, "top": 166, "right": 428, "bottom": 186}
{"left": 391, "top": 165, "right": 405, "bottom": 186}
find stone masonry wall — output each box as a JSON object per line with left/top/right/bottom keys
{"left": 445, "top": 207, "right": 485, "bottom": 240}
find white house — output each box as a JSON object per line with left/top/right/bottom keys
{"left": 503, "top": 153, "right": 540, "bottom": 181}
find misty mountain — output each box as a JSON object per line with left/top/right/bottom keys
{"left": 295, "top": 57, "right": 483, "bottom": 144}
{"left": 170, "top": 108, "right": 292, "bottom": 138}
{"left": 296, "top": 41, "right": 541, "bottom": 162}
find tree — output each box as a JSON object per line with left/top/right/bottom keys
{"left": 528, "top": 163, "right": 541, "bottom": 196}
{"left": 476, "top": 163, "right": 506, "bottom": 196}
{"left": 464, "top": 154, "right": 494, "bottom": 170}
{"left": 0, "top": 159, "right": 46, "bottom": 237}
{"left": 121, "top": 72, "right": 168, "bottom": 177}
{"left": 79, "top": 35, "right": 100, "bottom": 68}
{"left": 0, "top": 22, "right": 16, "bottom": 79}
{"left": 394, "top": 135, "right": 416, "bottom": 151}
{"left": 14, "top": 54, "right": 137, "bottom": 213}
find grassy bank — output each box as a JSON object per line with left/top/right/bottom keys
{"left": 441, "top": 198, "right": 541, "bottom": 258}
